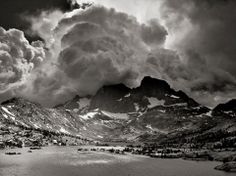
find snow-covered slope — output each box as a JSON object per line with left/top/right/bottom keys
{"left": 1, "top": 77, "right": 235, "bottom": 148}
{"left": 55, "top": 76, "right": 213, "bottom": 142}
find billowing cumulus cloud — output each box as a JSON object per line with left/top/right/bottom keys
{"left": 0, "top": 27, "right": 45, "bottom": 102}
{"left": 141, "top": 20, "right": 167, "bottom": 46}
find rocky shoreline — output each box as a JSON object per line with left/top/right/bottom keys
{"left": 76, "top": 144, "right": 236, "bottom": 172}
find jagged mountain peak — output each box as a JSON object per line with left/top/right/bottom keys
{"left": 140, "top": 76, "right": 171, "bottom": 90}
{"left": 95, "top": 83, "right": 130, "bottom": 99}
{"left": 1, "top": 77, "right": 233, "bottom": 145}
{"left": 62, "top": 76, "right": 206, "bottom": 116}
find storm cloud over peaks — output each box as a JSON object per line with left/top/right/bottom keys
{"left": 17, "top": 5, "right": 168, "bottom": 106}
{"left": 56, "top": 6, "right": 167, "bottom": 90}
{"left": 0, "top": 1, "right": 235, "bottom": 107}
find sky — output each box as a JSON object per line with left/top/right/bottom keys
{"left": 0, "top": 0, "right": 235, "bottom": 108}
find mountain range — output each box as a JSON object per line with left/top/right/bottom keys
{"left": 0, "top": 77, "right": 235, "bottom": 148}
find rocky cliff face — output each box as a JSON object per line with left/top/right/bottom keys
{"left": 82, "top": 76, "right": 202, "bottom": 113}
{"left": 0, "top": 77, "right": 235, "bottom": 148}
{"left": 63, "top": 76, "right": 209, "bottom": 116}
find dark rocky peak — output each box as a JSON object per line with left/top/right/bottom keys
{"left": 140, "top": 76, "right": 171, "bottom": 92}
{"left": 213, "top": 99, "right": 236, "bottom": 117}
{"left": 214, "top": 99, "right": 236, "bottom": 111}
{"left": 92, "top": 84, "right": 130, "bottom": 101}
{"left": 135, "top": 77, "right": 199, "bottom": 107}
{"left": 61, "top": 76, "right": 205, "bottom": 114}
{"left": 89, "top": 83, "right": 133, "bottom": 113}
{"left": 133, "top": 77, "right": 170, "bottom": 97}
{"left": 89, "top": 76, "right": 203, "bottom": 112}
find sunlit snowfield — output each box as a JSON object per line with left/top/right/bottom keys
{"left": 0, "top": 147, "right": 234, "bottom": 176}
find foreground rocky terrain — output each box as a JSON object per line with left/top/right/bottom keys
{"left": 0, "top": 76, "right": 235, "bottom": 149}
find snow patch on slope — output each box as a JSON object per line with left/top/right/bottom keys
{"left": 163, "top": 103, "right": 188, "bottom": 107}
{"left": 158, "top": 109, "right": 166, "bottom": 113}
{"left": 60, "top": 127, "right": 70, "bottom": 134}
{"left": 134, "top": 103, "right": 140, "bottom": 111}
{"left": 124, "top": 93, "right": 131, "bottom": 98}
{"left": 80, "top": 112, "right": 98, "bottom": 120}
{"left": 2, "top": 114, "right": 8, "bottom": 119}
{"left": 206, "top": 111, "right": 212, "bottom": 117}
{"left": 33, "top": 124, "right": 41, "bottom": 129}
{"left": 147, "top": 97, "right": 165, "bottom": 108}
{"left": 1, "top": 107, "right": 15, "bottom": 120}
{"left": 170, "top": 95, "right": 180, "bottom": 99}
{"left": 2, "top": 107, "right": 15, "bottom": 117}
{"left": 97, "top": 135, "right": 104, "bottom": 139}
{"left": 101, "top": 111, "right": 129, "bottom": 120}
{"left": 146, "top": 125, "right": 154, "bottom": 131}
{"left": 117, "top": 98, "right": 122, "bottom": 102}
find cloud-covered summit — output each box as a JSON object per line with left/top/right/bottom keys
{"left": 18, "top": 5, "right": 170, "bottom": 106}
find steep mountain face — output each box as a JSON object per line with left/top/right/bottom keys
{"left": 157, "top": 99, "right": 236, "bottom": 148}
{"left": 60, "top": 76, "right": 211, "bottom": 142}
{"left": 64, "top": 77, "right": 208, "bottom": 113}
{"left": 213, "top": 99, "right": 236, "bottom": 118}
{"left": 88, "top": 77, "right": 202, "bottom": 113}
{"left": 0, "top": 98, "right": 82, "bottom": 135}
{"left": 0, "top": 98, "right": 93, "bottom": 148}
{"left": 1, "top": 76, "right": 235, "bottom": 148}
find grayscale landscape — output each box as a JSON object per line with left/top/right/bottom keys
{"left": 0, "top": 0, "right": 236, "bottom": 175}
